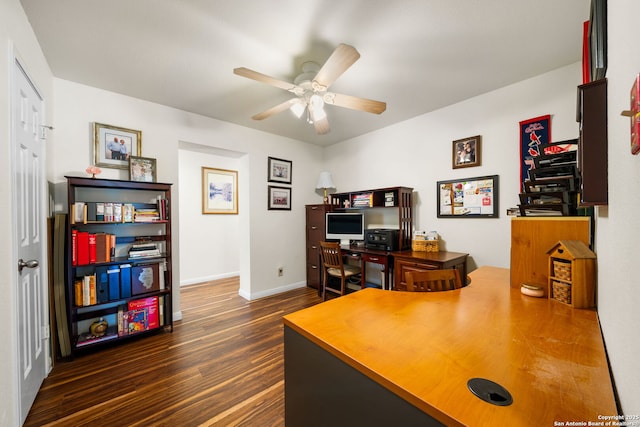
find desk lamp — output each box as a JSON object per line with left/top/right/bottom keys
{"left": 316, "top": 171, "right": 335, "bottom": 204}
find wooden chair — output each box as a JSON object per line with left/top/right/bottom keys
{"left": 319, "top": 241, "right": 362, "bottom": 300}
{"left": 405, "top": 269, "right": 463, "bottom": 292}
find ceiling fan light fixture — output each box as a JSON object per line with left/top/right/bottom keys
{"left": 290, "top": 101, "right": 305, "bottom": 118}
{"left": 309, "top": 94, "right": 326, "bottom": 120}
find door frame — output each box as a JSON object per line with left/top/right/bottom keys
{"left": 10, "top": 44, "right": 52, "bottom": 424}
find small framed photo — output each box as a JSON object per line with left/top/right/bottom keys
{"left": 268, "top": 186, "right": 291, "bottom": 210}
{"left": 94, "top": 122, "right": 142, "bottom": 169}
{"left": 267, "top": 157, "right": 292, "bottom": 184}
{"left": 129, "top": 156, "right": 157, "bottom": 182}
{"left": 202, "top": 167, "right": 238, "bottom": 214}
{"left": 452, "top": 135, "right": 481, "bottom": 169}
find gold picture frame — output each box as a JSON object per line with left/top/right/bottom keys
{"left": 94, "top": 122, "right": 142, "bottom": 169}
{"left": 202, "top": 167, "right": 238, "bottom": 214}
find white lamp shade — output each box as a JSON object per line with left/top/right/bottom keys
{"left": 316, "top": 171, "right": 335, "bottom": 190}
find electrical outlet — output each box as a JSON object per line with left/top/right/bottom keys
{"left": 278, "top": 267, "right": 284, "bottom": 277}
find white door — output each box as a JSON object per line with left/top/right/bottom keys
{"left": 13, "top": 57, "right": 48, "bottom": 424}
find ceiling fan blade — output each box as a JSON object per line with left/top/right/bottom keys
{"left": 313, "top": 116, "right": 330, "bottom": 135}
{"left": 313, "top": 44, "right": 360, "bottom": 90}
{"left": 234, "top": 67, "right": 303, "bottom": 94}
{"left": 251, "top": 99, "right": 297, "bottom": 120}
{"left": 325, "top": 92, "right": 386, "bottom": 114}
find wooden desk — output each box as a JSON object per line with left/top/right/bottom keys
{"left": 342, "top": 246, "right": 394, "bottom": 290}
{"left": 337, "top": 247, "right": 468, "bottom": 291}
{"left": 283, "top": 266, "right": 617, "bottom": 426}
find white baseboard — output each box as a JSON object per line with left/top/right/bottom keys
{"left": 238, "top": 280, "right": 307, "bottom": 301}
{"left": 180, "top": 271, "right": 240, "bottom": 287}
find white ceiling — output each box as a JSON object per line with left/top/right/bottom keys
{"left": 20, "top": 0, "right": 590, "bottom": 146}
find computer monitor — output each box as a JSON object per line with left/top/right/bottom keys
{"left": 326, "top": 212, "right": 365, "bottom": 247}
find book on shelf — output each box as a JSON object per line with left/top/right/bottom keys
{"left": 96, "top": 202, "right": 105, "bottom": 221}
{"left": 384, "top": 192, "right": 395, "bottom": 207}
{"left": 157, "top": 196, "right": 169, "bottom": 220}
{"left": 104, "top": 202, "right": 114, "bottom": 222}
{"left": 73, "top": 202, "right": 85, "bottom": 223}
{"left": 119, "top": 307, "right": 149, "bottom": 336}
{"left": 120, "top": 264, "right": 132, "bottom": 298}
{"left": 72, "top": 230, "right": 77, "bottom": 266}
{"left": 80, "top": 274, "right": 96, "bottom": 306}
{"left": 131, "top": 263, "right": 160, "bottom": 295}
{"left": 134, "top": 208, "right": 161, "bottom": 222}
{"left": 95, "top": 266, "right": 109, "bottom": 303}
{"left": 107, "top": 266, "right": 121, "bottom": 300}
{"left": 88, "top": 233, "right": 97, "bottom": 264}
{"left": 352, "top": 193, "right": 373, "bottom": 207}
{"left": 123, "top": 203, "right": 134, "bottom": 222}
{"left": 76, "top": 326, "right": 118, "bottom": 347}
{"left": 128, "top": 296, "right": 160, "bottom": 329}
{"left": 94, "top": 232, "right": 109, "bottom": 263}
{"left": 86, "top": 202, "right": 97, "bottom": 221}
{"left": 76, "top": 231, "right": 90, "bottom": 265}
{"left": 128, "top": 240, "right": 161, "bottom": 258}
{"left": 113, "top": 203, "right": 123, "bottom": 223}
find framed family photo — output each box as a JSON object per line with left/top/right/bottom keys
{"left": 452, "top": 135, "right": 481, "bottom": 169}
{"left": 267, "top": 157, "right": 292, "bottom": 184}
{"left": 202, "top": 167, "right": 238, "bottom": 214}
{"left": 267, "top": 186, "right": 291, "bottom": 210}
{"left": 129, "top": 156, "right": 157, "bottom": 182}
{"left": 94, "top": 122, "right": 142, "bottom": 169}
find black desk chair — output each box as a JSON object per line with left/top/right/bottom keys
{"left": 319, "top": 241, "right": 362, "bottom": 300}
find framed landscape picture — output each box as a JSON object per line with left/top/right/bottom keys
{"left": 94, "top": 122, "right": 142, "bottom": 169}
{"left": 268, "top": 186, "right": 291, "bottom": 210}
{"left": 267, "top": 157, "right": 292, "bottom": 184}
{"left": 202, "top": 167, "right": 238, "bottom": 214}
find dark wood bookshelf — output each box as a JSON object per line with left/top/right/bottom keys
{"left": 62, "top": 176, "right": 173, "bottom": 357}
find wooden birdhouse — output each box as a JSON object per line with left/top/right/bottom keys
{"left": 547, "top": 240, "right": 596, "bottom": 308}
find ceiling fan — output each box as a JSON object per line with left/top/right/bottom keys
{"left": 233, "top": 43, "right": 386, "bottom": 135}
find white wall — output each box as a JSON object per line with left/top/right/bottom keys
{"left": 325, "top": 63, "right": 583, "bottom": 270}
{"left": 178, "top": 145, "right": 241, "bottom": 285}
{"left": 50, "top": 78, "right": 326, "bottom": 308}
{"left": 596, "top": 0, "right": 640, "bottom": 415}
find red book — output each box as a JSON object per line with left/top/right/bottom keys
{"left": 128, "top": 296, "right": 159, "bottom": 329}
{"left": 88, "top": 233, "right": 97, "bottom": 264}
{"left": 76, "top": 231, "right": 90, "bottom": 265}
{"left": 71, "top": 229, "right": 78, "bottom": 266}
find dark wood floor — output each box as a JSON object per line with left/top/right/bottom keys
{"left": 25, "top": 277, "right": 322, "bottom": 426}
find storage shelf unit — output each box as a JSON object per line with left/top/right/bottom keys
{"left": 329, "top": 186, "right": 413, "bottom": 251}
{"left": 65, "top": 177, "right": 173, "bottom": 355}
{"left": 547, "top": 240, "right": 596, "bottom": 308}
{"left": 305, "top": 204, "right": 334, "bottom": 290}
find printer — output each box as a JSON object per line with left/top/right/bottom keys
{"left": 365, "top": 229, "right": 399, "bottom": 251}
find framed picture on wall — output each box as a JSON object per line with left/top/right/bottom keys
{"left": 129, "top": 156, "right": 157, "bottom": 182}
{"left": 452, "top": 135, "right": 481, "bottom": 169}
{"left": 267, "top": 157, "right": 292, "bottom": 184}
{"left": 94, "top": 122, "right": 142, "bottom": 169}
{"left": 202, "top": 167, "right": 238, "bottom": 214}
{"left": 268, "top": 186, "right": 291, "bottom": 210}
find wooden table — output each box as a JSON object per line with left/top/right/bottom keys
{"left": 283, "top": 266, "right": 617, "bottom": 426}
